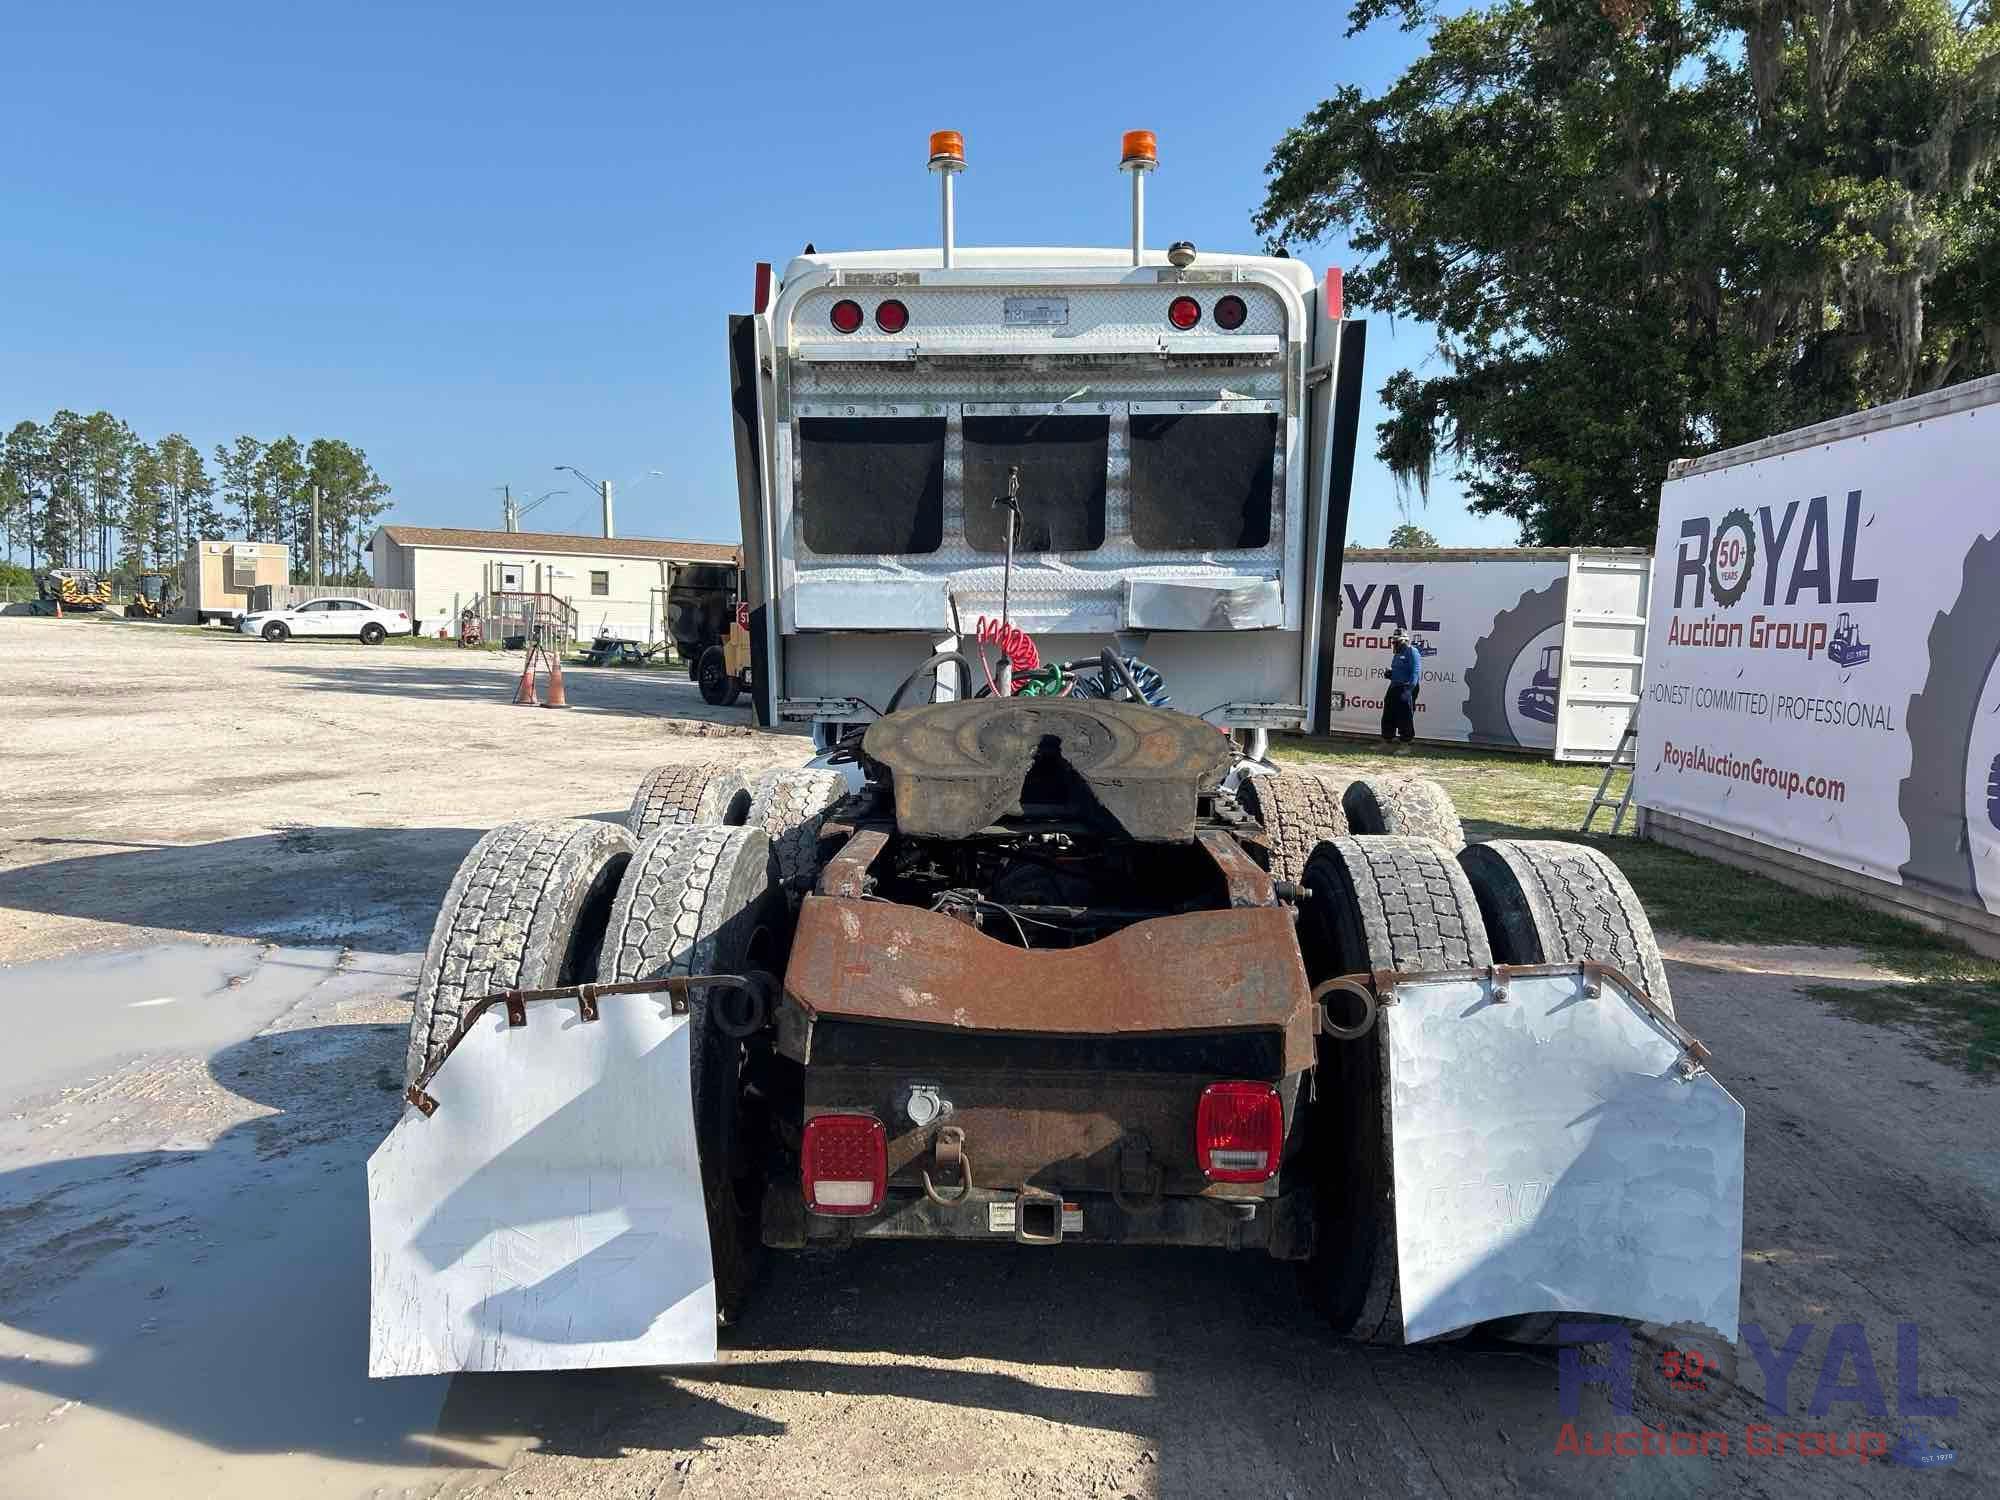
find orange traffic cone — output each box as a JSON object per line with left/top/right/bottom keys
{"left": 53, "top": 597, "right": 62, "bottom": 620}
{"left": 543, "top": 658, "right": 569, "bottom": 709}
{"left": 513, "top": 658, "right": 539, "bottom": 706}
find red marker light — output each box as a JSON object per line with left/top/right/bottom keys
{"left": 1167, "top": 296, "right": 1200, "bottom": 331}
{"left": 1214, "top": 294, "right": 1248, "bottom": 330}
{"left": 875, "top": 298, "right": 909, "bottom": 333}
{"left": 829, "top": 299, "right": 864, "bottom": 333}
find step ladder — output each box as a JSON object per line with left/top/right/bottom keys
{"left": 1580, "top": 713, "right": 1639, "bottom": 835}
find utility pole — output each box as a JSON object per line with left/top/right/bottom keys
{"left": 502, "top": 485, "right": 516, "bottom": 533}
{"left": 601, "top": 479, "right": 614, "bottom": 540}
{"left": 311, "top": 485, "right": 323, "bottom": 585}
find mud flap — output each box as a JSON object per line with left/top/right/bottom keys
{"left": 367, "top": 995, "right": 716, "bottom": 1376}
{"left": 1382, "top": 967, "right": 1743, "bottom": 1343}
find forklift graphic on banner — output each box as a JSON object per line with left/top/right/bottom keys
{"left": 1829, "top": 613, "right": 1871, "bottom": 668}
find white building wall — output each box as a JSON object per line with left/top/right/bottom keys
{"left": 399, "top": 545, "right": 675, "bottom": 641}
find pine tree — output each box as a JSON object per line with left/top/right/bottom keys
{"left": 2, "top": 422, "right": 47, "bottom": 569}
{"left": 153, "top": 435, "right": 213, "bottom": 564}
{"left": 305, "top": 437, "right": 391, "bottom": 584}
{"left": 42, "top": 411, "right": 87, "bottom": 567}
{"left": 124, "top": 442, "right": 167, "bottom": 569}
{"left": 213, "top": 436, "right": 263, "bottom": 539}
{"left": 256, "top": 436, "right": 306, "bottom": 554}
{"left": 81, "top": 412, "right": 135, "bottom": 574}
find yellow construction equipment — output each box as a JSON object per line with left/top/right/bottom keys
{"left": 36, "top": 568, "right": 113, "bottom": 613}
{"left": 124, "top": 570, "right": 177, "bottom": 620}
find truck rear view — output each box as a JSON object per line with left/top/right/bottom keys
{"left": 367, "top": 131, "right": 1744, "bottom": 1378}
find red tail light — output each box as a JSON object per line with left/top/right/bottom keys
{"left": 875, "top": 298, "right": 909, "bottom": 333}
{"left": 1214, "top": 294, "right": 1248, "bottom": 330}
{"left": 802, "top": 1113, "right": 886, "bottom": 1214}
{"left": 1196, "top": 1081, "right": 1282, "bottom": 1182}
{"left": 1167, "top": 295, "right": 1201, "bottom": 330}
{"left": 829, "top": 299, "right": 864, "bottom": 333}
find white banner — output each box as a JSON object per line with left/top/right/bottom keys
{"left": 1634, "top": 390, "right": 2000, "bottom": 918}
{"left": 1327, "top": 557, "right": 1572, "bottom": 748}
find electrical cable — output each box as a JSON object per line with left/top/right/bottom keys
{"left": 885, "top": 651, "right": 975, "bottom": 715}
{"left": 1067, "top": 653, "right": 1170, "bottom": 708}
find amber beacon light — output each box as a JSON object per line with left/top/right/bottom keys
{"left": 928, "top": 130, "right": 966, "bottom": 169}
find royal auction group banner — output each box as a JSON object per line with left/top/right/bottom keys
{"left": 1326, "top": 554, "right": 1575, "bottom": 750}
{"left": 1634, "top": 385, "right": 2000, "bottom": 919}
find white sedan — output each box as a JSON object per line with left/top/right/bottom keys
{"left": 240, "top": 597, "right": 413, "bottom": 644}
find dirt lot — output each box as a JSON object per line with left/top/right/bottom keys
{"left": 0, "top": 616, "right": 1993, "bottom": 1498}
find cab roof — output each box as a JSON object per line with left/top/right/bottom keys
{"left": 778, "top": 246, "right": 1317, "bottom": 297}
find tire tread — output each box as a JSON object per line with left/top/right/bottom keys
{"left": 626, "top": 761, "right": 752, "bottom": 841}
{"left": 1342, "top": 776, "right": 1466, "bottom": 853}
{"left": 1238, "top": 770, "right": 1350, "bottom": 884}
{"left": 1459, "top": 838, "right": 1672, "bottom": 1013}
{"left": 407, "top": 818, "right": 634, "bottom": 1083}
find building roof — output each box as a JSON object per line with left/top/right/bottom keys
{"left": 373, "top": 525, "right": 738, "bottom": 564}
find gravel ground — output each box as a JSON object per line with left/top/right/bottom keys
{"left": 0, "top": 617, "right": 1993, "bottom": 1498}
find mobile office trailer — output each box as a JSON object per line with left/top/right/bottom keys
{"left": 183, "top": 540, "right": 291, "bottom": 626}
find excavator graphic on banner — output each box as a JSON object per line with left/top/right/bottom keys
{"left": 1829, "top": 613, "right": 1871, "bottom": 668}
{"left": 1517, "top": 643, "right": 1560, "bottom": 725}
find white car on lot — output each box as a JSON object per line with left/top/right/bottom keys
{"left": 241, "top": 597, "right": 412, "bottom": 644}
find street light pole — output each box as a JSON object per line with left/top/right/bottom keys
{"left": 554, "top": 466, "right": 614, "bottom": 539}
{"left": 311, "top": 485, "right": 322, "bottom": 585}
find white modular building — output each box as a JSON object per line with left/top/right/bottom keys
{"left": 368, "top": 525, "right": 737, "bottom": 640}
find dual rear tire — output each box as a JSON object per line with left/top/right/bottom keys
{"left": 410, "top": 762, "right": 849, "bottom": 1323}
{"left": 604, "top": 823, "right": 782, "bottom": 1320}
{"left": 1296, "top": 827, "right": 1672, "bottom": 1344}
{"left": 1238, "top": 769, "right": 1465, "bottom": 883}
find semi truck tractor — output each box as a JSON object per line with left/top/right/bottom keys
{"left": 368, "top": 131, "right": 1744, "bottom": 1376}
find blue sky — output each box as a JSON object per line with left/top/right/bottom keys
{"left": 2, "top": 0, "right": 1519, "bottom": 550}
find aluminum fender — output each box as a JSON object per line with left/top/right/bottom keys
{"left": 367, "top": 996, "right": 715, "bottom": 1376}
{"left": 1384, "top": 969, "right": 1743, "bottom": 1343}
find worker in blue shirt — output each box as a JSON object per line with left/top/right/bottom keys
{"left": 1382, "top": 628, "right": 1421, "bottom": 749}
